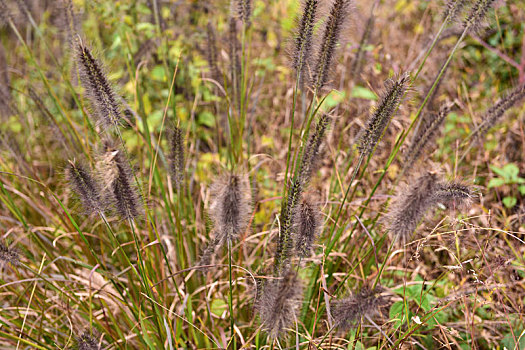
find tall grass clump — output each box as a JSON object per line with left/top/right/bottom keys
{"left": 0, "top": 0, "right": 523, "bottom": 349}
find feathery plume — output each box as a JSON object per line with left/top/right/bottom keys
{"left": 404, "top": 104, "right": 450, "bottom": 170}
{"left": 311, "top": 0, "right": 351, "bottom": 93}
{"left": 472, "top": 84, "right": 525, "bottom": 141}
{"left": 77, "top": 331, "right": 100, "bottom": 350}
{"left": 168, "top": 125, "right": 185, "bottom": 192}
{"left": 387, "top": 171, "right": 440, "bottom": 243}
{"left": 332, "top": 286, "right": 388, "bottom": 330}
{"left": 432, "top": 182, "right": 474, "bottom": 209}
{"left": 443, "top": 0, "right": 467, "bottom": 24}
{"left": 357, "top": 73, "right": 410, "bottom": 157}
{"left": 293, "top": 198, "right": 322, "bottom": 258}
{"left": 0, "top": 241, "right": 19, "bottom": 266}
{"left": 464, "top": 0, "right": 495, "bottom": 32}
{"left": 0, "top": 41, "right": 11, "bottom": 117}
{"left": 209, "top": 173, "right": 252, "bottom": 244}
{"left": 98, "top": 141, "right": 142, "bottom": 220}
{"left": 257, "top": 269, "right": 303, "bottom": 338}
{"left": 76, "top": 40, "right": 122, "bottom": 129}
{"left": 66, "top": 160, "right": 106, "bottom": 215}
{"left": 291, "top": 0, "right": 319, "bottom": 86}
{"left": 205, "top": 22, "right": 222, "bottom": 84}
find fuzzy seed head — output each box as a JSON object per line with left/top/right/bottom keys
{"left": 0, "top": 0, "right": 13, "bottom": 26}
{"left": 311, "top": 0, "right": 351, "bottom": 92}
{"left": 358, "top": 73, "right": 410, "bottom": 157}
{"left": 66, "top": 160, "right": 106, "bottom": 215}
{"left": 0, "top": 242, "right": 19, "bottom": 266}
{"left": 76, "top": 40, "right": 122, "bottom": 129}
{"left": 332, "top": 286, "right": 388, "bottom": 331}
{"left": 387, "top": 171, "right": 440, "bottom": 244}
{"left": 293, "top": 199, "right": 322, "bottom": 258}
{"left": 292, "top": 0, "right": 319, "bottom": 86}
{"left": 209, "top": 173, "right": 252, "bottom": 244}
{"left": 77, "top": 331, "right": 100, "bottom": 350}
{"left": 168, "top": 125, "right": 185, "bottom": 192}
{"left": 257, "top": 269, "right": 303, "bottom": 338}
{"left": 464, "top": 0, "right": 495, "bottom": 32}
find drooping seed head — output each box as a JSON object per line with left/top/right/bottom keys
{"left": 404, "top": 103, "right": 450, "bottom": 170}
{"left": 77, "top": 331, "right": 100, "bottom": 350}
{"left": 472, "top": 84, "right": 525, "bottom": 141}
{"left": 291, "top": 0, "right": 319, "bottom": 87}
{"left": 432, "top": 182, "right": 474, "bottom": 209}
{"left": 387, "top": 171, "right": 440, "bottom": 244}
{"left": 98, "top": 140, "right": 142, "bottom": 220}
{"left": 168, "top": 125, "right": 185, "bottom": 192}
{"left": 209, "top": 173, "right": 252, "bottom": 244}
{"left": 464, "top": 0, "right": 495, "bottom": 32}
{"left": 66, "top": 160, "right": 106, "bottom": 215}
{"left": 257, "top": 269, "right": 303, "bottom": 338}
{"left": 332, "top": 286, "right": 388, "bottom": 330}
{"left": 0, "top": 241, "right": 19, "bottom": 266}
{"left": 76, "top": 39, "right": 122, "bottom": 129}
{"left": 311, "top": 0, "right": 352, "bottom": 93}
{"left": 357, "top": 73, "right": 410, "bottom": 157}
{"left": 293, "top": 198, "right": 322, "bottom": 258}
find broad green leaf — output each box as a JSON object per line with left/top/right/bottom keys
{"left": 351, "top": 86, "right": 378, "bottom": 100}
{"left": 487, "top": 177, "right": 506, "bottom": 188}
{"left": 503, "top": 196, "right": 517, "bottom": 208}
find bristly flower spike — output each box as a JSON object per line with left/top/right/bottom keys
{"left": 311, "top": 0, "right": 351, "bottom": 93}
{"left": 257, "top": 269, "right": 303, "bottom": 338}
{"left": 231, "top": 0, "right": 252, "bottom": 26}
{"left": 209, "top": 173, "right": 252, "bottom": 245}
{"left": 291, "top": 0, "right": 319, "bottom": 87}
{"left": 332, "top": 286, "right": 388, "bottom": 331}
{"left": 357, "top": 73, "right": 410, "bottom": 157}
{"left": 168, "top": 125, "right": 185, "bottom": 192}
{"left": 97, "top": 141, "right": 142, "bottom": 220}
{"left": 432, "top": 182, "right": 474, "bottom": 209}
{"left": 443, "top": 0, "right": 467, "bottom": 25}
{"left": 293, "top": 198, "right": 322, "bottom": 258}
{"left": 387, "top": 171, "right": 440, "bottom": 244}
{"left": 77, "top": 331, "right": 100, "bottom": 350}
{"left": 472, "top": 84, "right": 525, "bottom": 141}
{"left": 404, "top": 103, "right": 450, "bottom": 171}
{"left": 76, "top": 39, "right": 122, "bottom": 129}
{"left": 464, "top": 0, "right": 495, "bottom": 32}
{"left": 299, "top": 114, "right": 331, "bottom": 185}
{"left": 205, "top": 22, "right": 222, "bottom": 84}
{"left": 66, "top": 160, "right": 106, "bottom": 215}
{"left": 0, "top": 241, "right": 19, "bottom": 266}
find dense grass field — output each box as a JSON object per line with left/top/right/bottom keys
{"left": 0, "top": 0, "right": 524, "bottom": 349}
